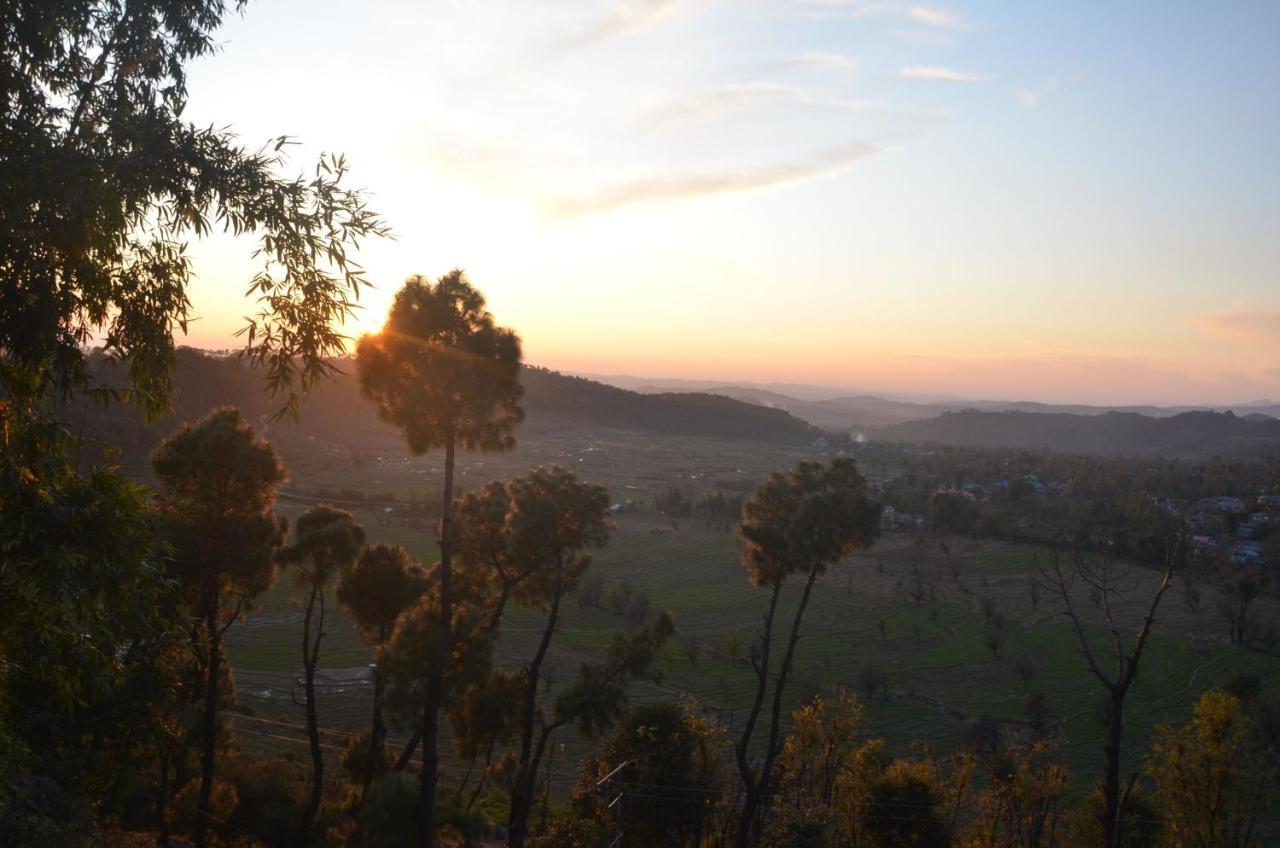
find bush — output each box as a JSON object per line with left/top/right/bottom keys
{"left": 223, "top": 754, "right": 308, "bottom": 846}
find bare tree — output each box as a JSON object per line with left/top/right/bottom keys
{"left": 1013, "top": 654, "right": 1039, "bottom": 691}
{"left": 1038, "top": 540, "right": 1179, "bottom": 848}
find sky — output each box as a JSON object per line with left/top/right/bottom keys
{"left": 180, "top": 0, "right": 1280, "bottom": 405}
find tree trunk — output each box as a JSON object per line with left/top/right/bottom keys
{"left": 194, "top": 581, "right": 221, "bottom": 848}
{"left": 417, "top": 434, "right": 457, "bottom": 848}
{"left": 508, "top": 556, "right": 565, "bottom": 848}
{"left": 759, "top": 565, "right": 822, "bottom": 817}
{"left": 1100, "top": 689, "right": 1125, "bottom": 848}
{"left": 297, "top": 582, "right": 325, "bottom": 845}
{"left": 393, "top": 727, "right": 421, "bottom": 771}
{"left": 465, "top": 739, "right": 496, "bottom": 812}
{"left": 157, "top": 750, "right": 171, "bottom": 846}
{"left": 511, "top": 724, "right": 559, "bottom": 848}
{"left": 361, "top": 649, "right": 387, "bottom": 804}
{"left": 733, "top": 579, "right": 783, "bottom": 848}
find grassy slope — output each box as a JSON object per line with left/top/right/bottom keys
{"left": 227, "top": 483, "right": 1280, "bottom": 807}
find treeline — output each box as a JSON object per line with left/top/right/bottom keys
{"left": 546, "top": 684, "right": 1279, "bottom": 848}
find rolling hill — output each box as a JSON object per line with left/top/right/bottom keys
{"left": 873, "top": 408, "right": 1280, "bottom": 459}
{"left": 72, "top": 349, "right": 822, "bottom": 472}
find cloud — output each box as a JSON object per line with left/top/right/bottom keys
{"left": 559, "top": 0, "right": 685, "bottom": 49}
{"left": 908, "top": 6, "right": 964, "bottom": 29}
{"left": 794, "top": 51, "right": 858, "bottom": 72}
{"left": 1017, "top": 77, "right": 1060, "bottom": 108}
{"left": 900, "top": 65, "right": 987, "bottom": 82}
{"left": 548, "top": 141, "right": 881, "bottom": 216}
{"left": 648, "top": 80, "right": 889, "bottom": 126}
{"left": 651, "top": 81, "right": 799, "bottom": 123}
{"left": 1194, "top": 310, "right": 1280, "bottom": 348}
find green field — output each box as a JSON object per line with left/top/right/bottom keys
{"left": 224, "top": 430, "right": 1280, "bottom": 808}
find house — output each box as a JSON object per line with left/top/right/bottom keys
{"left": 1229, "top": 544, "right": 1266, "bottom": 567}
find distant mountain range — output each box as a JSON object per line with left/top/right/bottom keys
{"left": 610, "top": 378, "right": 1280, "bottom": 432}
{"left": 70, "top": 351, "right": 1280, "bottom": 467}
{"left": 73, "top": 350, "right": 822, "bottom": 472}
{"left": 871, "top": 409, "right": 1280, "bottom": 460}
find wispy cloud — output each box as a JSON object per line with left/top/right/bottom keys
{"left": 908, "top": 6, "right": 965, "bottom": 29}
{"left": 548, "top": 141, "right": 882, "bottom": 216}
{"left": 794, "top": 51, "right": 859, "bottom": 72}
{"left": 649, "top": 80, "right": 889, "bottom": 126}
{"left": 559, "top": 0, "right": 685, "bottom": 49}
{"left": 1194, "top": 310, "right": 1280, "bottom": 348}
{"left": 651, "top": 81, "right": 799, "bottom": 123}
{"left": 796, "top": 0, "right": 894, "bottom": 14}
{"left": 1017, "top": 78, "right": 1060, "bottom": 108}
{"left": 900, "top": 65, "right": 987, "bottom": 82}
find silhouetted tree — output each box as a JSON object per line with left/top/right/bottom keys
{"left": 378, "top": 566, "right": 495, "bottom": 824}
{"left": 277, "top": 506, "right": 365, "bottom": 844}
{"left": 734, "top": 458, "right": 881, "bottom": 846}
{"left": 1038, "top": 540, "right": 1179, "bottom": 848}
{"left": 0, "top": 408, "right": 176, "bottom": 838}
{"left": 462, "top": 467, "right": 611, "bottom": 848}
{"left": 0, "top": 0, "right": 385, "bottom": 421}
{"left": 151, "top": 408, "right": 286, "bottom": 848}
{"left": 448, "top": 670, "right": 523, "bottom": 812}
{"left": 355, "top": 271, "right": 522, "bottom": 847}
{"left": 336, "top": 544, "right": 428, "bottom": 803}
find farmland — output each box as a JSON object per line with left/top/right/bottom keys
{"left": 224, "top": 427, "right": 1280, "bottom": 806}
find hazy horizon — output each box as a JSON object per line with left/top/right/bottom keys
{"left": 168, "top": 1, "right": 1277, "bottom": 406}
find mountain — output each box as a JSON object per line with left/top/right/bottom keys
{"left": 73, "top": 349, "right": 821, "bottom": 472}
{"left": 873, "top": 409, "right": 1280, "bottom": 459}
{"left": 629, "top": 381, "right": 1279, "bottom": 434}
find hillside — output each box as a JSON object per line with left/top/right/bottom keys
{"left": 626, "top": 379, "right": 1280, "bottom": 432}
{"left": 874, "top": 408, "right": 1280, "bottom": 459}
{"left": 73, "top": 349, "right": 821, "bottom": 472}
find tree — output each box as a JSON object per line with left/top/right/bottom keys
{"left": 378, "top": 566, "right": 496, "bottom": 810}
{"left": 930, "top": 491, "right": 981, "bottom": 535}
{"left": 0, "top": 0, "right": 387, "bottom": 419}
{"left": 277, "top": 506, "right": 366, "bottom": 844}
{"left": 1013, "top": 655, "right": 1039, "bottom": 692}
{"left": 572, "top": 701, "right": 729, "bottom": 847}
{"left": 1217, "top": 563, "right": 1268, "bottom": 646}
{"left": 960, "top": 740, "right": 1069, "bottom": 848}
{"left": 151, "top": 407, "right": 286, "bottom": 848}
{"left": 0, "top": 407, "right": 178, "bottom": 840}
{"left": 734, "top": 458, "right": 881, "bottom": 846}
{"left": 454, "top": 467, "right": 611, "bottom": 848}
{"left": 524, "top": 613, "right": 676, "bottom": 842}
{"left": 1148, "top": 691, "right": 1275, "bottom": 848}
{"left": 1037, "top": 540, "right": 1179, "bottom": 848}
{"left": 771, "top": 693, "right": 954, "bottom": 848}
{"left": 447, "top": 670, "right": 523, "bottom": 813}
{"left": 335, "top": 544, "right": 428, "bottom": 803}
{"left": 355, "top": 271, "right": 522, "bottom": 847}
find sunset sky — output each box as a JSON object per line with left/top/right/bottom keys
{"left": 180, "top": 1, "right": 1280, "bottom": 404}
